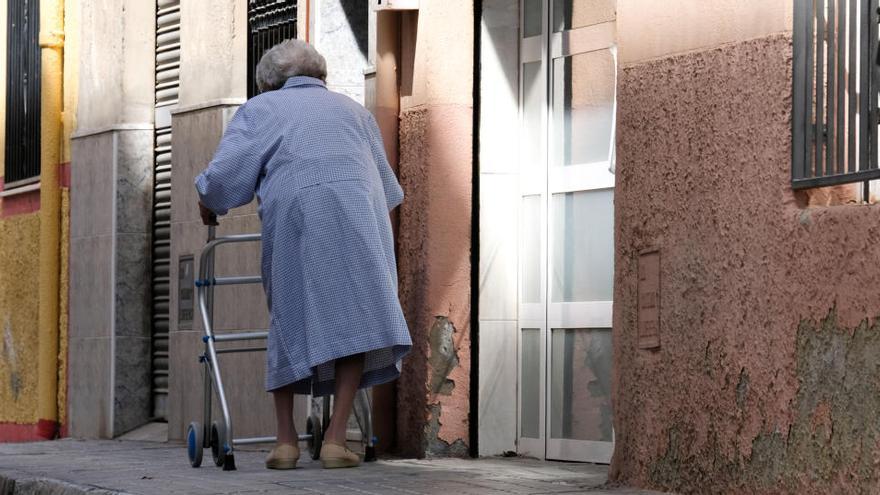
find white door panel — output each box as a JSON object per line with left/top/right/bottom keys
{"left": 517, "top": 0, "right": 616, "bottom": 464}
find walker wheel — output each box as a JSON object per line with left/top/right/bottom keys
{"left": 186, "top": 422, "right": 204, "bottom": 468}
{"left": 307, "top": 414, "right": 323, "bottom": 460}
{"left": 364, "top": 445, "right": 377, "bottom": 462}
{"left": 210, "top": 421, "right": 227, "bottom": 467}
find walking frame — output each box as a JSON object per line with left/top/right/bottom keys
{"left": 186, "top": 224, "right": 377, "bottom": 470}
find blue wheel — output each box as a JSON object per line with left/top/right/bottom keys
{"left": 187, "top": 422, "right": 204, "bottom": 468}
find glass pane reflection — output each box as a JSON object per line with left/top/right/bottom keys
{"left": 522, "top": 61, "right": 544, "bottom": 172}
{"left": 521, "top": 328, "right": 541, "bottom": 438}
{"left": 550, "top": 328, "right": 613, "bottom": 441}
{"left": 551, "top": 189, "right": 614, "bottom": 303}
{"left": 524, "top": 0, "right": 543, "bottom": 38}
{"left": 521, "top": 195, "right": 542, "bottom": 304}
{"left": 553, "top": 0, "right": 616, "bottom": 32}
{"left": 552, "top": 50, "right": 615, "bottom": 167}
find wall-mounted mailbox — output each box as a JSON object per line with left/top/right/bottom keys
{"left": 372, "top": 0, "right": 419, "bottom": 11}
{"left": 638, "top": 249, "right": 661, "bottom": 350}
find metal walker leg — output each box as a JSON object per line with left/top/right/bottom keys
{"left": 185, "top": 224, "right": 378, "bottom": 470}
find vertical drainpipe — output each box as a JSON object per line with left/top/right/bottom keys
{"left": 373, "top": 9, "right": 400, "bottom": 454}
{"left": 36, "top": 0, "right": 64, "bottom": 440}
{"left": 469, "top": 0, "right": 482, "bottom": 458}
{"left": 375, "top": 13, "right": 400, "bottom": 197}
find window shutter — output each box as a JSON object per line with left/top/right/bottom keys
{"left": 151, "top": 0, "right": 181, "bottom": 420}
{"left": 4, "top": 0, "right": 41, "bottom": 185}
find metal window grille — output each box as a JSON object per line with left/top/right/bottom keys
{"left": 4, "top": 0, "right": 40, "bottom": 185}
{"left": 793, "top": 0, "right": 880, "bottom": 188}
{"left": 247, "top": 0, "right": 298, "bottom": 98}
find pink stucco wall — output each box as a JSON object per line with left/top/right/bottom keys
{"left": 393, "top": 1, "right": 474, "bottom": 457}
{"left": 612, "top": 33, "right": 880, "bottom": 494}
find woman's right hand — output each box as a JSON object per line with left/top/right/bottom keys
{"left": 199, "top": 202, "right": 219, "bottom": 226}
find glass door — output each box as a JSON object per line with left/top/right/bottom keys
{"left": 517, "top": 0, "right": 548, "bottom": 460}
{"left": 518, "top": 0, "right": 616, "bottom": 464}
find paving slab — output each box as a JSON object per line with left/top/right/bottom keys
{"left": 0, "top": 439, "right": 668, "bottom": 494}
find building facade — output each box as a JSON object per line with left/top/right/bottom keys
{"left": 611, "top": 1, "right": 880, "bottom": 493}
{"left": 3, "top": 1, "right": 880, "bottom": 493}
{"left": 0, "top": 0, "right": 78, "bottom": 442}
{"left": 64, "top": 0, "right": 477, "bottom": 458}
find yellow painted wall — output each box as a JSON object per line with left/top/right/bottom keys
{"left": 0, "top": 0, "right": 78, "bottom": 430}
{"left": 0, "top": 213, "right": 41, "bottom": 423}
{"left": 0, "top": 0, "right": 6, "bottom": 179}
{"left": 0, "top": 0, "right": 40, "bottom": 427}
{"left": 57, "top": 189, "right": 69, "bottom": 426}
{"left": 55, "top": 0, "right": 80, "bottom": 430}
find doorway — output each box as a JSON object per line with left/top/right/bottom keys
{"left": 516, "top": 0, "right": 616, "bottom": 463}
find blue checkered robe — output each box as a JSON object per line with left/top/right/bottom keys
{"left": 195, "top": 76, "right": 412, "bottom": 395}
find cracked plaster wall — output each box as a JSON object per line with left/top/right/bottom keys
{"left": 612, "top": 32, "right": 880, "bottom": 494}
{"left": 395, "top": 0, "right": 474, "bottom": 458}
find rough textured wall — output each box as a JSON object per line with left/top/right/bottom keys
{"left": 397, "top": 106, "right": 473, "bottom": 458}
{"left": 0, "top": 214, "right": 41, "bottom": 424}
{"left": 315, "top": 0, "right": 369, "bottom": 103}
{"left": 395, "top": 0, "right": 474, "bottom": 457}
{"left": 612, "top": 34, "right": 880, "bottom": 494}
{"left": 58, "top": 189, "right": 70, "bottom": 428}
{"left": 178, "top": 0, "right": 247, "bottom": 106}
{"left": 59, "top": 0, "right": 80, "bottom": 431}
{"left": 76, "top": 0, "right": 154, "bottom": 130}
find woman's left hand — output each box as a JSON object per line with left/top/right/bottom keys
{"left": 199, "top": 202, "right": 219, "bottom": 226}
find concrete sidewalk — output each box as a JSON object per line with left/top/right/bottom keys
{"left": 0, "top": 439, "right": 666, "bottom": 495}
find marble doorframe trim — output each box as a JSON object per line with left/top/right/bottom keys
{"left": 69, "top": 126, "right": 155, "bottom": 438}
{"left": 109, "top": 131, "right": 118, "bottom": 434}
{"left": 170, "top": 99, "right": 247, "bottom": 117}
{"left": 72, "top": 123, "right": 155, "bottom": 139}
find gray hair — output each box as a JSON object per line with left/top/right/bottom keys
{"left": 255, "top": 39, "right": 328, "bottom": 93}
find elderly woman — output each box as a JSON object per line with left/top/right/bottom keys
{"left": 194, "top": 40, "right": 411, "bottom": 470}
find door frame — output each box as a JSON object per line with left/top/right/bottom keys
{"left": 516, "top": 0, "right": 618, "bottom": 463}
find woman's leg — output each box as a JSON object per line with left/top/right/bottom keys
{"left": 324, "top": 353, "right": 365, "bottom": 445}
{"left": 273, "top": 384, "right": 298, "bottom": 444}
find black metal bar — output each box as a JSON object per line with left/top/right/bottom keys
{"left": 247, "top": 1, "right": 298, "bottom": 97}
{"left": 794, "top": 0, "right": 809, "bottom": 180}
{"left": 215, "top": 347, "right": 267, "bottom": 354}
{"left": 837, "top": 0, "right": 847, "bottom": 174}
{"left": 6, "top": 0, "right": 16, "bottom": 180}
{"left": 817, "top": 0, "right": 827, "bottom": 176}
{"left": 247, "top": 7, "right": 255, "bottom": 99}
{"left": 807, "top": 0, "right": 816, "bottom": 177}
{"left": 30, "top": 0, "right": 38, "bottom": 181}
{"left": 792, "top": 166, "right": 880, "bottom": 188}
{"left": 827, "top": 0, "right": 837, "bottom": 175}
{"left": 848, "top": 0, "right": 857, "bottom": 172}
{"left": 860, "top": 0, "right": 871, "bottom": 171}
{"left": 870, "top": 0, "right": 880, "bottom": 171}
{"left": 4, "top": 0, "right": 40, "bottom": 183}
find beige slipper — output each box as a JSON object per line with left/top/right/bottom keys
{"left": 266, "top": 443, "right": 300, "bottom": 470}
{"left": 319, "top": 441, "right": 361, "bottom": 469}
